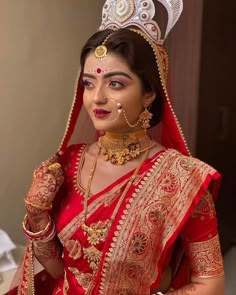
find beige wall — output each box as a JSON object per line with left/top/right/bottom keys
{"left": 0, "top": 0, "right": 103, "bottom": 244}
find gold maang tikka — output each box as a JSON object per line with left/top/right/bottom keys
{"left": 94, "top": 32, "right": 114, "bottom": 61}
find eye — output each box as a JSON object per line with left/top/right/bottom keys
{"left": 109, "top": 81, "right": 124, "bottom": 88}
{"left": 81, "top": 80, "right": 94, "bottom": 89}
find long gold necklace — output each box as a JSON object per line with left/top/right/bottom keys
{"left": 99, "top": 129, "right": 155, "bottom": 165}
{"left": 81, "top": 143, "right": 151, "bottom": 272}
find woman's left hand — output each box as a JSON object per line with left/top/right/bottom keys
{"left": 24, "top": 155, "right": 64, "bottom": 215}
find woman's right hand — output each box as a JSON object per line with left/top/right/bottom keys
{"left": 24, "top": 155, "right": 64, "bottom": 216}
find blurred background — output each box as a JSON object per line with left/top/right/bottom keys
{"left": 0, "top": 0, "right": 235, "bottom": 293}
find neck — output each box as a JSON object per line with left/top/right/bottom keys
{"left": 99, "top": 129, "right": 155, "bottom": 165}
{"left": 104, "top": 129, "right": 147, "bottom": 140}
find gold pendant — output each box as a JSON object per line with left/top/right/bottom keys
{"left": 83, "top": 245, "right": 102, "bottom": 271}
{"left": 103, "top": 141, "right": 140, "bottom": 165}
{"left": 82, "top": 220, "right": 112, "bottom": 246}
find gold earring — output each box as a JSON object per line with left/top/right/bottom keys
{"left": 139, "top": 102, "right": 153, "bottom": 130}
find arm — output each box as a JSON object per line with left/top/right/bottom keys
{"left": 27, "top": 211, "right": 64, "bottom": 278}
{"left": 24, "top": 157, "right": 65, "bottom": 278}
{"left": 166, "top": 190, "right": 224, "bottom": 295}
{"left": 166, "top": 275, "right": 224, "bottom": 294}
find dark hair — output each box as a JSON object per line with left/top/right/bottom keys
{"left": 80, "top": 28, "right": 163, "bottom": 127}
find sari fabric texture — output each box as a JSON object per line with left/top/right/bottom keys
{"left": 16, "top": 143, "right": 223, "bottom": 294}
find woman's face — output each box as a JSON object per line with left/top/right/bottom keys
{"left": 82, "top": 52, "right": 155, "bottom": 134}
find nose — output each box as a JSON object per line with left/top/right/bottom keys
{"left": 92, "top": 85, "right": 107, "bottom": 104}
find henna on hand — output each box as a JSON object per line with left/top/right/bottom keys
{"left": 25, "top": 155, "right": 64, "bottom": 215}
{"left": 33, "top": 237, "right": 62, "bottom": 262}
{"left": 167, "top": 284, "right": 197, "bottom": 294}
{"left": 27, "top": 212, "right": 50, "bottom": 232}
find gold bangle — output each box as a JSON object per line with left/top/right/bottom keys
{"left": 24, "top": 198, "right": 52, "bottom": 211}
{"left": 22, "top": 214, "right": 52, "bottom": 236}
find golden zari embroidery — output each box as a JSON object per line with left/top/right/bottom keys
{"left": 186, "top": 234, "right": 224, "bottom": 278}
{"left": 17, "top": 242, "right": 35, "bottom": 295}
{"left": 68, "top": 267, "right": 93, "bottom": 290}
{"left": 191, "top": 190, "right": 216, "bottom": 220}
{"left": 63, "top": 271, "right": 69, "bottom": 294}
{"left": 65, "top": 239, "right": 82, "bottom": 260}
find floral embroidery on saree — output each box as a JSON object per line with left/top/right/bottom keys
{"left": 186, "top": 234, "right": 224, "bottom": 278}
{"left": 64, "top": 239, "right": 82, "bottom": 260}
{"left": 68, "top": 267, "right": 93, "bottom": 290}
{"left": 191, "top": 190, "right": 216, "bottom": 220}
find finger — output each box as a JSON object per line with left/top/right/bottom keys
{"left": 56, "top": 176, "right": 64, "bottom": 188}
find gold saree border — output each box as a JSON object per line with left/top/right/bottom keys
{"left": 17, "top": 242, "right": 35, "bottom": 295}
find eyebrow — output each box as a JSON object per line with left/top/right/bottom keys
{"left": 82, "top": 71, "right": 133, "bottom": 80}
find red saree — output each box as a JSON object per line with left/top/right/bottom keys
{"left": 14, "top": 142, "right": 223, "bottom": 294}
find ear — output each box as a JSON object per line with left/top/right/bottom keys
{"left": 144, "top": 91, "right": 156, "bottom": 106}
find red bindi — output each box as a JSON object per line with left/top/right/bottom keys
{"left": 96, "top": 68, "right": 102, "bottom": 74}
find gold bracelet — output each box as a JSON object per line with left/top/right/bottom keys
{"left": 24, "top": 198, "right": 52, "bottom": 211}
{"left": 22, "top": 214, "right": 52, "bottom": 236}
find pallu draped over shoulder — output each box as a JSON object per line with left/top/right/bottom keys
{"left": 15, "top": 144, "right": 224, "bottom": 295}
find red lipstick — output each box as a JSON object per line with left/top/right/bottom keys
{"left": 93, "top": 109, "right": 111, "bottom": 118}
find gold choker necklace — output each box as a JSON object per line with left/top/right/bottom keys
{"left": 99, "top": 129, "right": 155, "bottom": 165}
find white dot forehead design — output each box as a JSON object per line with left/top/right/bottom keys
{"left": 87, "top": 67, "right": 113, "bottom": 76}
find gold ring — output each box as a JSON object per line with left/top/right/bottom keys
{"left": 48, "top": 163, "right": 61, "bottom": 172}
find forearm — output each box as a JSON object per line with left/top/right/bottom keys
{"left": 166, "top": 276, "right": 224, "bottom": 295}
{"left": 25, "top": 211, "right": 64, "bottom": 278}
{"left": 33, "top": 237, "right": 64, "bottom": 278}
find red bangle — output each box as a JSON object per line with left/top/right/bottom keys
{"left": 22, "top": 214, "right": 56, "bottom": 242}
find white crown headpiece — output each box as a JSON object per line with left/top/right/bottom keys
{"left": 99, "top": 0, "right": 183, "bottom": 45}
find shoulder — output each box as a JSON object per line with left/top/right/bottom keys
{"left": 166, "top": 149, "right": 216, "bottom": 170}
{"left": 157, "top": 149, "right": 221, "bottom": 184}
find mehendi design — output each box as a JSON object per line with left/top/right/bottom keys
{"left": 27, "top": 213, "right": 50, "bottom": 232}
{"left": 25, "top": 156, "right": 64, "bottom": 213}
{"left": 167, "top": 284, "right": 197, "bottom": 294}
{"left": 33, "top": 238, "right": 62, "bottom": 262}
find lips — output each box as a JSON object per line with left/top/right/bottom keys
{"left": 93, "top": 109, "right": 111, "bottom": 118}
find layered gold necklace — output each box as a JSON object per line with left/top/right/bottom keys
{"left": 81, "top": 130, "right": 154, "bottom": 272}
{"left": 99, "top": 129, "right": 155, "bottom": 165}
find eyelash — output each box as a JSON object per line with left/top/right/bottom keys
{"left": 81, "top": 80, "right": 93, "bottom": 88}
{"left": 81, "top": 80, "right": 124, "bottom": 89}
{"left": 109, "top": 81, "right": 124, "bottom": 88}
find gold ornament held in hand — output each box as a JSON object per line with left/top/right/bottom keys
{"left": 48, "top": 163, "right": 61, "bottom": 172}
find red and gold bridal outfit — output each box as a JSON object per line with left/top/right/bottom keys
{"left": 13, "top": 0, "right": 224, "bottom": 293}
{"left": 18, "top": 142, "right": 222, "bottom": 294}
